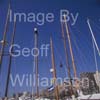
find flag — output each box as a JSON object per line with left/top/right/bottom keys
{"left": 48, "top": 85, "right": 54, "bottom": 92}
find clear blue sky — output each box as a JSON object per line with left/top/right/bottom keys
{"left": 0, "top": 0, "right": 100, "bottom": 97}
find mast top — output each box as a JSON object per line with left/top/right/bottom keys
{"left": 34, "top": 28, "right": 38, "bottom": 35}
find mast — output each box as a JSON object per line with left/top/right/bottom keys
{"left": 61, "top": 22, "right": 73, "bottom": 94}
{"left": 64, "top": 15, "right": 77, "bottom": 78}
{"left": 5, "top": 20, "right": 16, "bottom": 97}
{"left": 87, "top": 19, "right": 100, "bottom": 92}
{"left": 50, "top": 37, "right": 59, "bottom": 100}
{"left": 87, "top": 19, "right": 100, "bottom": 56}
{"left": 0, "top": 3, "right": 10, "bottom": 74}
{"left": 34, "top": 28, "right": 39, "bottom": 98}
{"left": 92, "top": 36, "right": 100, "bottom": 92}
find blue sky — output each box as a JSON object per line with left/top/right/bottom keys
{"left": 0, "top": 0, "right": 100, "bottom": 97}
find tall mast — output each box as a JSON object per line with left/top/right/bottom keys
{"left": 87, "top": 19, "right": 100, "bottom": 92}
{"left": 0, "top": 3, "right": 10, "bottom": 74}
{"left": 87, "top": 19, "right": 100, "bottom": 56}
{"left": 50, "top": 37, "right": 59, "bottom": 100}
{"left": 5, "top": 20, "right": 16, "bottom": 97}
{"left": 92, "top": 36, "right": 100, "bottom": 92}
{"left": 87, "top": 19, "right": 98, "bottom": 71}
{"left": 34, "top": 28, "right": 39, "bottom": 98}
{"left": 61, "top": 22, "right": 73, "bottom": 93}
{"left": 64, "top": 15, "right": 77, "bottom": 78}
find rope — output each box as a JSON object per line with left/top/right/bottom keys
{"left": 69, "top": 27, "right": 88, "bottom": 73}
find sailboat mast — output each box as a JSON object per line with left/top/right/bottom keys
{"left": 87, "top": 19, "right": 100, "bottom": 56}
{"left": 34, "top": 28, "right": 39, "bottom": 98}
{"left": 87, "top": 19, "right": 100, "bottom": 92}
{"left": 61, "top": 22, "right": 73, "bottom": 87}
{"left": 5, "top": 20, "right": 16, "bottom": 97}
{"left": 0, "top": 3, "right": 10, "bottom": 74}
{"left": 64, "top": 15, "right": 77, "bottom": 78}
{"left": 87, "top": 19, "right": 98, "bottom": 71}
{"left": 92, "top": 37, "right": 100, "bottom": 92}
{"left": 50, "top": 37, "right": 59, "bottom": 100}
